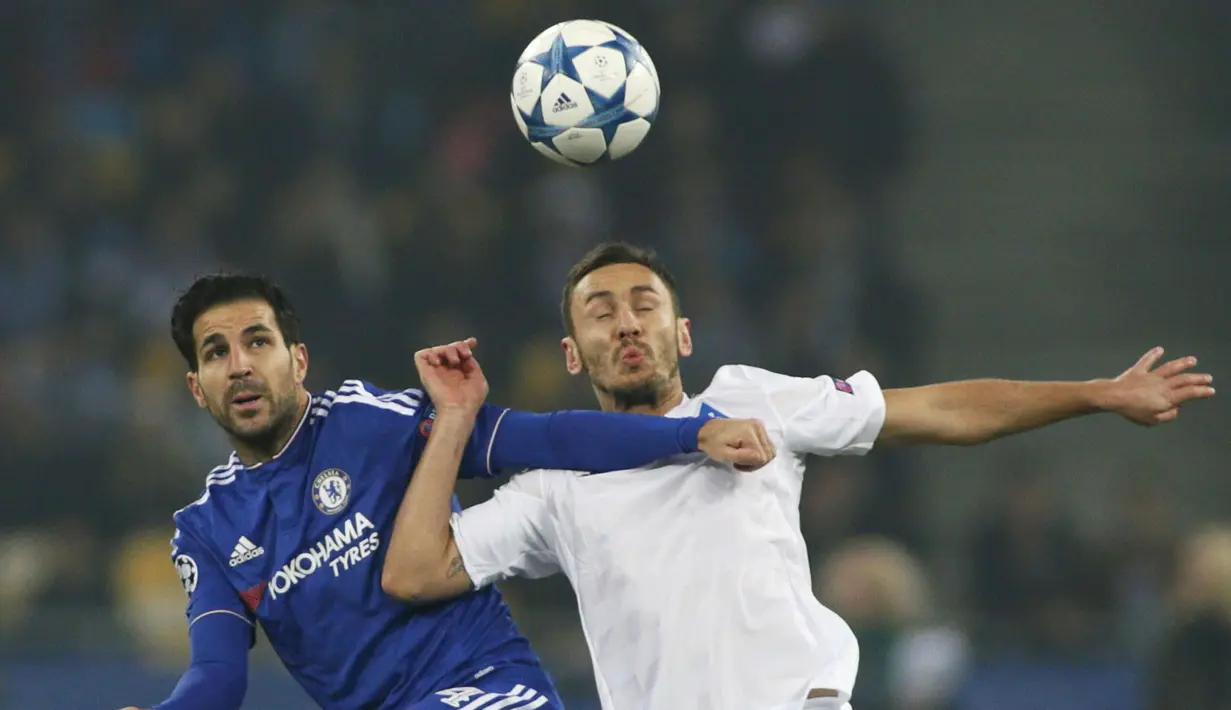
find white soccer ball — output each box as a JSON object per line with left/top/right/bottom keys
{"left": 510, "top": 20, "right": 660, "bottom": 166}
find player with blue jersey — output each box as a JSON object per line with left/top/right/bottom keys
{"left": 117, "top": 274, "right": 773, "bottom": 710}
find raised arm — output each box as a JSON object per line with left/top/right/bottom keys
{"left": 877, "top": 348, "right": 1214, "bottom": 447}
{"left": 382, "top": 338, "right": 777, "bottom": 603}
{"left": 383, "top": 403, "right": 479, "bottom": 604}
{"left": 417, "top": 338, "right": 775, "bottom": 480}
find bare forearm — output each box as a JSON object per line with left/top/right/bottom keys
{"left": 381, "top": 410, "right": 474, "bottom": 602}
{"left": 882, "top": 378, "right": 1112, "bottom": 446}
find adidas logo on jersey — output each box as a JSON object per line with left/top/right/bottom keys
{"left": 551, "top": 92, "right": 577, "bottom": 113}
{"left": 229, "top": 536, "right": 265, "bottom": 567}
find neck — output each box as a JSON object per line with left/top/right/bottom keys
{"left": 594, "top": 378, "right": 686, "bottom": 416}
{"left": 232, "top": 389, "right": 310, "bottom": 466}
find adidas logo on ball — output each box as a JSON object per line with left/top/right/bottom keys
{"left": 511, "top": 19, "right": 660, "bottom": 165}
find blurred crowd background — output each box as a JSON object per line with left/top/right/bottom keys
{"left": 1, "top": 1, "right": 1229, "bottom": 709}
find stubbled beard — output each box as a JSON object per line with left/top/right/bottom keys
{"left": 211, "top": 390, "right": 299, "bottom": 455}
{"left": 584, "top": 348, "right": 680, "bottom": 412}
{"left": 595, "top": 375, "right": 667, "bottom": 411}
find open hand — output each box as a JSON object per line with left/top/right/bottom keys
{"left": 1105, "top": 347, "right": 1214, "bottom": 425}
{"left": 697, "top": 418, "right": 777, "bottom": 471}
{"left": 414, "top": 337, "right": 489, "bottom": 416}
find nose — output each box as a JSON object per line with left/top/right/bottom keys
{"left": 227, "top": 349, "right": 254, "bottom": 380}
{"left": 616, "top": 306, "right": 643, "bottom": 340}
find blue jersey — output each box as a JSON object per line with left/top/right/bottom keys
{"left": 171, "top": 380, "right": 551, "bottom": 710}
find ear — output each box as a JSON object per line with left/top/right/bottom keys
{"left": 676, "top": 317, "right": 693, "bottom": 358}
{"left": 561, "top": 336, "right": 584, "bottom": 376}
{"left": 291, "top": 343, "right": 309, "bottom": 385}
{"left": 186, "top": 371, "right": 207, "bottom": 408}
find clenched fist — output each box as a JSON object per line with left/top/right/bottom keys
{"left": 697, "top": 418, "right": 776, "bottom": 471}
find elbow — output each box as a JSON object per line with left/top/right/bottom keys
{"left": 380, "top": 530, "right": 464, "bottom": 604}
{"left": 380, "top": 561, "right": 446, "bottom": 605}
{"left": 380, "top": 565, "right": 427, "bottom": 603}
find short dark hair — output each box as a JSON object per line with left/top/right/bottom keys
{"left": 170, "top": 274, "right": 303, "bottom": 370}
{"left": 560, "top": 242, "right": 682, "bottom": 335}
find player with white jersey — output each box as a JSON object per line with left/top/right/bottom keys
{"left": 380, "top": 243, "right": 1215, "bottom": 710}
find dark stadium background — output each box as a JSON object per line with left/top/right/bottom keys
{"left": 1, "top": 1, "right": 1228, "bottom": 709}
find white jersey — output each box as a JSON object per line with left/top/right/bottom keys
{"left": 451, "top": 365, "right": 886, "bottom": 710}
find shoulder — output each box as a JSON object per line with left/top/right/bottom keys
{"left": 709, "top": 364, "right": 880, "bottom": 399}
{"left": 708, "top": 364, "right": 792, "bottom": 392}
{"left": 500, "top": 469, "right": 554, "bottom": 499}
{"left": 695, "top": 364, "right": 787, "bottom": 409}
{"left": 172, "top": 455, "right": 245, "bottom": 543}
{"left": 309, "top": 379, "right": 425, "bottom": 424}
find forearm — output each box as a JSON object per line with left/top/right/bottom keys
{"left": 151, "top": 615, "right": 249, "bottom": 710}
{"left": 383, "top": 409, "right": 474, "bottom": 603}
{"left": 489, "top": 409, "right": 705, "bottom": 473}
{"left": 882, "top": 378, "right": 1112, "bottom": 446}
{"left": 153, "top": 662, "right": 246, "bottom": 710}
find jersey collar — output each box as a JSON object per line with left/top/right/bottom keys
{"left": 236, "top": 398, "right": 312, "bottom": 471}
{"left": 666, "top": 393, "right": 694, "bottom": 417}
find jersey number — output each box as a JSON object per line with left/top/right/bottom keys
{"left": 436, "top": 687, "right": 486, "bottom": 708}
{"left": 435, "top": 684, "right": 543, "bottom": 708}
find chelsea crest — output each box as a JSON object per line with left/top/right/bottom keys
{"left": 312, "top": 468, "right": 352, "bottom": 515}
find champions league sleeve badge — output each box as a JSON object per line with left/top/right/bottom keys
{"left": 312, "top": 469, "right": 352, "bottom": 515}
{"left": 174, "top": 554, "right": 199, "bottom": 597}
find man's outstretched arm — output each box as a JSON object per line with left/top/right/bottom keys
{"left": 382, "top": 339, "right": 777, "bottom": 603}
{"left": 421, "top": 338, "right": 775, "bottom": 480}
{"left": 878, "top": 347, "right": 1214, "bottom": 447}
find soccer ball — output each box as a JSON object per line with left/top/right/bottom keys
{"left": 510, "top": 20, "right": 660, "bottom": 166}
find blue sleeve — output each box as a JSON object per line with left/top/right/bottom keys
{"left": 449, "top": 403, "right": 707, "bottom": 478}
{"left": 170, "top": 524, "right": 257, "bottom": 644}
{"left": 152, "top": 612, "right": 250, "bottom": 710}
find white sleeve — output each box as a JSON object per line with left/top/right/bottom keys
{"left": 449, "top": 471, "right": 561, "bottom": 588}
{"left": 717, "top": 365, "right": 886, "bottom": 456}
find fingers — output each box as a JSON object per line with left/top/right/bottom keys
{"left": 415, "top": 338, "right": 480, "bottom": 367}
{"left": 752, "top": 420, "right": 776, "bottom": 463}
{"left": 730, "top": 446, "right": 771, "bottom": 472}
{"left": 1153, "top": 355, "right": 1199, "bottom": 378}
{"left": 1154, "top": 408, "right": 1180, "bottom": 424}
{"left": 725, "top": 420, "right": 776, "bottom": 471}
{"left": 1170, "top": 372, "right": 1214, "bottom": 388}
{"left": 1171, "top": 384, "right": 1217, "bottom": 404}
{"left": 1133, "top": 347, "right": 1165, "bottom": 373}
{"left": 460, "top": 354, "right": 486, "bottom": 379}
{"left": 1160, "top": 365, "right": 1215, "bottom": 405}
{"left": 697, "top": 419, "right": 776, "bottom": 470}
